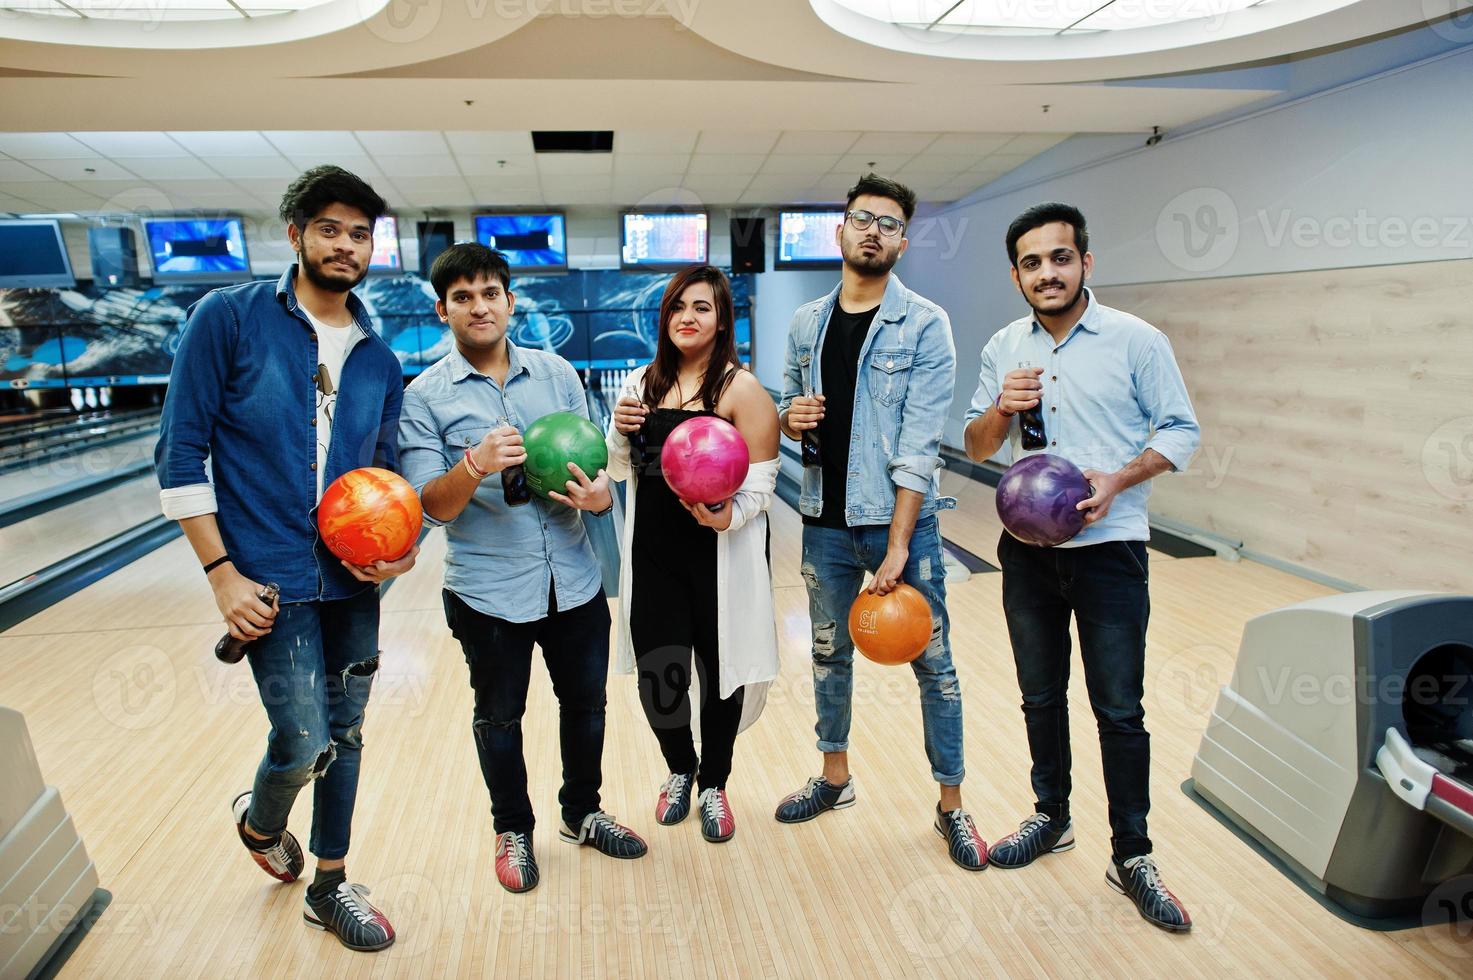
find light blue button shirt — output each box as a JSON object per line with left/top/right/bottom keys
{"left": 398, "top": 340, "right": 603, "bottom": 622}
{"left": 965, "top": 288, "right": 1200, "bottom": 547}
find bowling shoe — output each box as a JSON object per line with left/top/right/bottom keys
{"left": 934, "top": 805, "right": 989, "bottom": 871}
{"left": 988, "top": 812, "right": 1075, "bottom": 869}
{"left": 559, "top": 811, "right": 649, "bottom": 859}
{"left": 698, "top": 788, "right": 736, "bottom": 843}
{"left": 656, "top": 771, "right": 695, "bottom": 825}
{"left": 232, "top": 791, "right": 303, "bottom": 883}
{"left": 303, "top": 880, "right": 396, "bottom": 951}
{"left": 494, "top": 830, "right": 539, "bottom": 893}
{"left": 1106, "top": 855, "right": 1193, "bottom": 932}
{"left": 773, "top": 775, "right": 856, "bottom": 824}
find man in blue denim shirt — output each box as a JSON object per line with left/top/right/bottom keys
{"left": 155, "top": 167, "right": 414, "bottom": 952}
{"left": 773, "top": 175, "right": 985, "bottom": 872}
{"left": 964, "top": 203, "right": 1200, "bottom": 932}
{"left": 398, "top": 244, "right": 647, "bottom": 896}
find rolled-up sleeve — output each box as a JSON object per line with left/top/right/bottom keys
{"left": 154, "top": 290, "right": 235, "bottom": 510}
{"left": 1138, "top": 332, "right": 1200, "bottom": 473}
{"left": 397, "top": 386, "right": 451, "bottom": 527}
{"left": 889, "top": 307, "right": 956, "bottom": 494}
{"left": 964, "top": 337, "right": 1001, "bottom": 425}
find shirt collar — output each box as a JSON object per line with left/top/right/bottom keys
{"left": 276, "top": 264, "right": 373, "bottom": 335}
{"left": 1031, "top": 286, "right": 1100, "bottom": 338}
{"left": 449, "top": 337, "right": 524, "bottom": 384}
{"left": 819, "top": 272, "right": 909, "bottom": 323}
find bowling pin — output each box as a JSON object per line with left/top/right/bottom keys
{"left": 70, "top": 388, "right": 83, "bottom": 411}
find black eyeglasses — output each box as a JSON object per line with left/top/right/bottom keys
{"left": 846, "top": 209, "right": 906, "bottom": 237}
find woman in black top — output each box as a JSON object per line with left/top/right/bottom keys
{"left": 610, "top": 265, "right": 779, "bottom": 844}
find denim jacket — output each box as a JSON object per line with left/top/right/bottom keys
{"left": 154, "top": 266, "right": 404, "bottom": 603}
{"left": 778, "top": 274, "right": 957, "bottom": 525}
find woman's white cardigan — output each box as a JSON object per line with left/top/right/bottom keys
{"left": 603, "top": 365, "right": 780, "bottom": 734}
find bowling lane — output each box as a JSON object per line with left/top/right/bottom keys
{"left": 0, "top": 431, "right": 157, "bottom": 505}
{"left": 0, "top": 476, "right": 162, "bottom": 585}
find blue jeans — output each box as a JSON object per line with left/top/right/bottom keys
{"left": 997, "top": 532, "right": 1152, "bottom": 860}
{"left": 243, "top": 587, "right": 380, "bottom": 861}
{"left": 799, "top": 515, "right": 965, "bottom": 785}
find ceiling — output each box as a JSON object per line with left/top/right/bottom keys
{"left": 0, "top": 129, "right": 1070, "bottom": 214}
{"left": 0, "top": 0, "right": 1461, "bottom": 215}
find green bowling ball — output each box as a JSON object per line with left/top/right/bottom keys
{"left": 522, "top": 411, "right": 609, "bottom": 502}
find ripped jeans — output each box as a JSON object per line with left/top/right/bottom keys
{"left": 800, "top": 515, "right": 965, "bottom": 785}
{"left": 243, "top": 587, "right": 379, "bottom": 861}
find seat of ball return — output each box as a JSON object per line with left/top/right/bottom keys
{"left": 1191, "top": 591, "right": 1473, "bottom": 922}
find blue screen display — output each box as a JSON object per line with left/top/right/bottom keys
{"left": 621, "top": 212, "right": 707, "bottom": 269}
{"left": 0, "top": 220, "right": 75, "bottom": 288}
{"left": 143, "top": 218, "right": 250, "bottom": 281}
{"left": 474, "top": 213, "right": 568, "bottom": 270}
{"left": 777, "top": 210, "right": 844, "bottom": 267}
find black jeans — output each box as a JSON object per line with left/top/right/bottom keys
{"left": 629, "top": 549, "right": 744, "bottom": 792}
{"left": 998, "top": 533, "right": 1153, "bottom": 861}
{"left": 442, "top": 586, "right": 611, "bottom": 835}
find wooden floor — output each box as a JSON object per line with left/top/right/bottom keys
{"left": 1, "top": 496, "right": 1467, "bottom": 978}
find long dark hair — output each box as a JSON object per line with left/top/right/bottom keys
{"left": 641, "top": 265, "right": 742, "bottom": 412}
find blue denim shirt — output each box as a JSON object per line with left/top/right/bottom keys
{"left": 964, "top": 288, "right": 1201, "bottom": 547}
{"left": 397, "top": 341, "right": 603, "bottom": 624}
{"left": 154, "top": 267, "right": 404, "bottom": 603}
{"left": 778, "top": 274, "right": 957, "bottom": 526}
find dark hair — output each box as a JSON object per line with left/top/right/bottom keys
{"left": 278, "top": 165, "right": 387, "bottom": 231}
{"left": 846, "top": 172, "right": 917, "bottom": 224}
{"left": 1006, "top": 203, "right": 1089, "bottom": 265}
{"left": 429, "top": 243, "right": 511, "bottom": 300}
{"left": 641, "top": 265, "right": 741, "bottom": 414}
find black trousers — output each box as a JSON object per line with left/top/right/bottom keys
{"left": 442, "top": 586, "right": 610, "bottom": 834}
{"left": 629, "top": 549, "right": 744, "bottom": 791}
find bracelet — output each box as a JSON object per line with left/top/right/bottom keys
{"left": 995, "top": 393, "right": 1015, "bottom": 418}
{"left": 463, "top": 447, "right": 489, "bottom": 481}
{"left": 203, "top": 555, "right": 230, "bottom": 574}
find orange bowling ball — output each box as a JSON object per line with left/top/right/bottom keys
{"left": 317, "top": 467, "right": 423, "bottom": 564}
{"left": 848, "top": 584, "right": 933, "bottom": 666}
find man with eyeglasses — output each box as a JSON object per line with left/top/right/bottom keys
{"left": 773, "top": 174, "right": 984, "bottom": 871}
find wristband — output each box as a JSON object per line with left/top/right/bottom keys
{"left": 203, "top": 555, "right": 230, "bottom": 574}
{"left": 995, "top": 393, "right": 1015, "bottom": 418}
{"left": 463, "top": 447, "right": 489, "bottom": 481}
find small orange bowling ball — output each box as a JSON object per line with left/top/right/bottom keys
{"left": 848, "top": 584, "right": 933, "bottom": 666}
{"left": 317, "top": 467, "right": 422, "bottom": 564}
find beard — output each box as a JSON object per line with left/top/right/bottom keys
{"left": 842, "top": 237, "right": 900, "bottom": 277}
{"left": 300, "top": 250, "right": 366, "bottom": 294}
{"left": 1025, "top": 278, "right": 1086, "bottom": 319}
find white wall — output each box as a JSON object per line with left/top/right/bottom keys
{"left": 751, "top": 267, "right": 834, "bottom": 392}
{"left": 891, "top": 41, "right": 1473, "bottom": 447}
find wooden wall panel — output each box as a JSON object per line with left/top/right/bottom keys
{"left": 1096, "top": 257, "right": 1473, "bottom": 592}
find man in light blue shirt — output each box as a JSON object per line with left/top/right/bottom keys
{"left": 963, "top": 203, "right": 1199, "bottom": 932}
{"left": 397, "top": 244, "right": 647, "bottom": 895}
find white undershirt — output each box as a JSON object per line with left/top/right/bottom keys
{"left": 159, "top": 309, "right": 355, "bottom": 520}
{"left": 306, "top": 309, "right": 352, "bottom": 501}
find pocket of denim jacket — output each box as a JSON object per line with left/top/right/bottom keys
{"left": 868, "top": 349, "right": 913, "bottom": 406}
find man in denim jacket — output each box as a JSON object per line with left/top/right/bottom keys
{"left": 155, "top": 167, "right": 414, "bottom": 952}
{"left": 772, "top": 174, "right": 985, "bottom": 871}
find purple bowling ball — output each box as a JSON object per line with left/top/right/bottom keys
{"left": 995, "top": 453, "right": 1092, "bottom": 547}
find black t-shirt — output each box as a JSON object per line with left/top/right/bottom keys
{"left": 804, "top": 302, "right": 880, "bottom": 529}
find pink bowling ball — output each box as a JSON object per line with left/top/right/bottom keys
{"left": 661, "top": 416, "right": 750, "bottom": 510}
